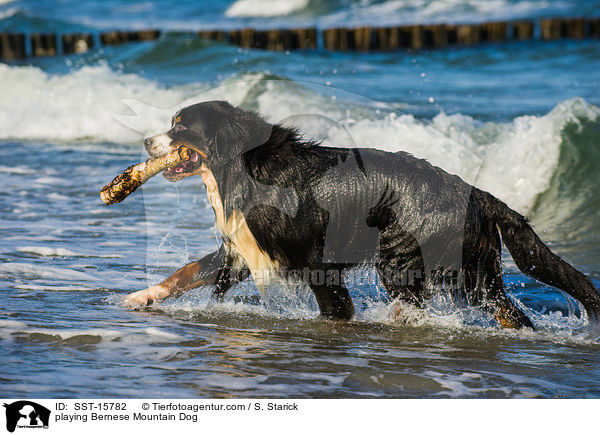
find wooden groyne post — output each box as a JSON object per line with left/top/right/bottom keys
{"left": 62, "top": 33, "right": 94, "bottom": 54}
{"left": 1, "top": 17, "right": 598, "bottom": 60}
{"left": 30, "top": 33, "right": 57, "bottom": 56}
{"left": 0, "top": 33, "right": 25, "bottom": 60}
{"left": 227, "top": 27, "right": 317, "bottom": 51}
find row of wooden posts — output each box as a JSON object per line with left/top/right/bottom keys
{"left": 1, "top": 17, "right": 599, "bottom": 60}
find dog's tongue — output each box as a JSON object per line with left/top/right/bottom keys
{"left": 163, "top": 164, "right": 183, "bottom": 178}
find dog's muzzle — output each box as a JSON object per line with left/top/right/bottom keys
{"left": 144, "top": 134, "right": 174, "bottom": 157}
{"left": 144, "top": 133, "right": 205, "bottom": 181}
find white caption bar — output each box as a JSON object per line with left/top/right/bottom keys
{"left": 0, "top": 398, "right": 597, "bottom": 435}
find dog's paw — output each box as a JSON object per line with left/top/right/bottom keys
{"left": 124, "top": 285, "right": 170, "bottom": 308}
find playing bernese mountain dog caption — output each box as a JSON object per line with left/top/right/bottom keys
{"left": 101, "top": 101, "right": 600, "bottom": 328}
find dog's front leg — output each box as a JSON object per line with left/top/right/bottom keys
{"left": 212, "top": 262, "right": 250, "bottom": 302}
{"left": 125, "top": 245, "right": 231, "bottom": 307}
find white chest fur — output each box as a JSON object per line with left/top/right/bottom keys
{"left": 199, "top": 165, "right": 279, "bottom": 291}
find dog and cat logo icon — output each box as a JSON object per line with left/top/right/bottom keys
{"left": 3, "top": 401, "right": 50, "bottom": 433}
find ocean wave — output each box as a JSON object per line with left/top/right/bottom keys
{"left": 0, "top": 63, "right": 598, "bottom": 225}
{"left": 317, "top": 0, "right": 565, "bottom": 26}
{"left": 431, "top": 98, "right": 600, "bottom": 215}
{"left": 225, "top": 0, "right": 310, "bottom": 17}
{"left": 0, "top": 262, "right": 97, "bottom": 281}
{"left": 0, "top": 6, "right": 18, "bottom": 19}
{"left": 16, "top": 246, "right": 123, "bottom": 258}
{"left": 0, "top": 63, "right": 194, "bottom": 143}
{"left": 0, "top": 319, "right": 182, "bottom": 346}
{"left": 222, "top": 0, "right": 585, "bottom": 27}
{"left": 5, "top": 0, "right": 591, "bottom": 31}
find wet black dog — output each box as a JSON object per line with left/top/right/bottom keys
{"left": 125, "top": 101, "right": 600, "bottom": 328}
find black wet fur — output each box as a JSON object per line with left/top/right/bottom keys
{"left": 164, "top": 101, "right": 600, "bottom": 327}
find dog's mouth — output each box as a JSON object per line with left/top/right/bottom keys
{"left": 162, "top": 148, "right": 203, "bottom": 181}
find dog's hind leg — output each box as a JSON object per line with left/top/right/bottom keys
{"left": 308, "top": 266, "right": 355, "bottom": 320}
{"left": 375, "top": 222, "right": 426, "bottom": 306}
{"left": 479, "top": 188, "right": 600, "bottom": 322}
{"left": 365, "top": 187, "right": 425, "bottom": 305}
{"left": 466, "top": 253, "right": 534, "bottom": 329}
{"left": 491, "top": 291, "right": 533, "bottom": 329}
{"left": 462, "top": 216, "right": 533, "bottom": 329}
{"left": 376, "top": 255, "right": 425, "bottom": 307}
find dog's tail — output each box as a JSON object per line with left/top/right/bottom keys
{"left": 482, "top": 190, "right": 600, "bottom": 322}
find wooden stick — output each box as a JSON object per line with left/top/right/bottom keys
{"left": 100, "top": 147, "right": 193, "bottom": 205}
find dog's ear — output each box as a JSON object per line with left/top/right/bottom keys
{"left": 211, "top": 105, "right": 272, "bottom": 165}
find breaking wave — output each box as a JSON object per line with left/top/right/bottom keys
{"left": 0, "top": 63, "right": 598, "bottom": 225}
{"left": 225, "top": 0, "right": 310, "bottom": 17}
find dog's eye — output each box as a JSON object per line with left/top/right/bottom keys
{"left": 172, "top": 123, "right": 187, "bottom": 132}
{"left": 171, "top": 115, "right": 182, "bottom": 128}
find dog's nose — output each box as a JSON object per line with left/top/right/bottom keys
{"left": 144, "top": 137, "right": 152, "bottom": 148}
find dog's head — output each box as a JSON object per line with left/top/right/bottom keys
{"left": 144, "top": 100, "right": 272, "bottom": 181}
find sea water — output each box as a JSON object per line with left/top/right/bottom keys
{"left": 1, "top": 0, "right": 600, "bottom": 397}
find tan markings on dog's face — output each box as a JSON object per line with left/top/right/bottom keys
{"left": 199, "top": 165, "right": 278, "bottom": 293}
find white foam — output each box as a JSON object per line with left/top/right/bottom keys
{"left": 17, "top": 246, "right": 79, "bottom": 256}
{"left": 0, "top": 165, "right": 34, "bottom": 174}
{"left": 47, "top": 192, "right": 71, "bottom": 201}
{"left": 0, "top": 319, "right": 26, "bottom": 328}
{"left": 13, "top": 284, "right": 95, "bottom": 291}
{"left": 0, "top": 6, "right": 17, "bottom": 19}
{"left": 431, "top": 98, "right": 600, "bottom": 214}
{"left": 0, "top": 319, "right": 182, "bottom": 345}
{"left": 343, "top": 112, "right": 483, "bottom": 185}
{"left": 98, "top": 241, "right": 133, "bottom": 247}
{"left": 320, "top": 0, "right": 561, "bottom": 27}
{"left": 225, "top": 0, "right": 309, "bottom": 17}
{"left": 33, "top": 176, "right": 64, "bottom": 185}
{"left": 0, "top": 63, "right": 194, "bottom": 143}
{"left": 0, "top": 0, "right": 17, "bottom": 20}
{"left": 131, "top": 280, "right": 600, "bottom": 344}
{"left": 151, "top": 282, "right": 319, "bottom": 320}
{"left": 0, "top": 262, "right": 96, "bottom": 281}
{"left": 16, "top": 246, "right": 122, "bottom": 258}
